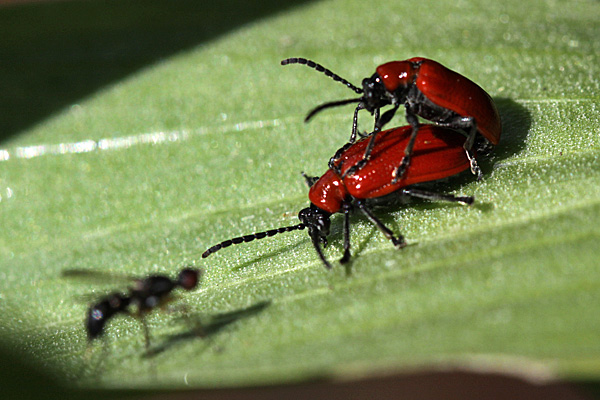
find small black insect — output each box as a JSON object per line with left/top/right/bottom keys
{"left": 64, "top": 267, "right": 201, "bottom": 348}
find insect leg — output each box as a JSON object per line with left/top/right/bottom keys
{"left": 356, "top": 200, "right": 406, "bottom": 249}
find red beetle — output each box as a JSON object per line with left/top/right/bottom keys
{"left": 281, "top": 57, "right": 501, "bottom": 181}
{"left": 202, "top": 124, "right": 474, "bottom": 269}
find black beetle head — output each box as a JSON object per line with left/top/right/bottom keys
{"left": 361, "top": 73, "right": 390, "bottom": 113}
{"left": 298, "top": 205, "right": 333, "bottom": 269}
{"left": 298, "top": 205, "right": 331, "bottom": 239}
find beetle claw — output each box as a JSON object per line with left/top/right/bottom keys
{"left": 392, "top": 236, "right": 407, "bottom": 249}
{"left": 392, "top": 156, "right": 411, "bottom": 184}
{"left": 470, "top": 158, "right": 483, "bottom": 181}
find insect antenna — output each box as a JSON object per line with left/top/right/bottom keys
{"left": 304, "top": 97, "right": 362, "bottom": 122}
{"left": 281, "top": 58, "right": 363, "bottom": 94}
{"left": 202, "top": 223, "right": 306, "bottom": 258}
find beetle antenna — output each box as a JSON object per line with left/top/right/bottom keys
{"left": 281, "top": 58, "right": 363, "bottom": 94}
{"left": 202, "top": 224, "right": 306, "bottom": 258}
{"left": 305, "top": 98, "right": 362, "bottom": 122}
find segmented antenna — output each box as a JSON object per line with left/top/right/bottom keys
{"left": 304, "top": 97, "right": 362, "bottom": 122}
{"left": 281, "top": 58, "right": 363, "bottom": 94}
{"left": 202, "top": 224, "right": 306, "bottom": 258}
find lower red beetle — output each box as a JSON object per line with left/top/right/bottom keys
{"left": 202, "top": 124, "right": 475, "bottom": 269}
{"left": 281, "top": 57, "right": 501, "bottom": 181}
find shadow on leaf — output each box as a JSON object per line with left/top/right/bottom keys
{"left": 486, "top": 97, "right": 532, "bottom": 163}
{"left": 0, "top": 0, "right": 318, "bottom": 141}
{"left": 145, "top": 300, "right": 271, "bottom": 357}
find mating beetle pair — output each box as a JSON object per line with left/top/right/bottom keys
{"left": 202, "top": 57, "right": 500, "bottom": 269}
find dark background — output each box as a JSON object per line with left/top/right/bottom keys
{"left": 0, "top": 0, "right": 315, "bottom": 143}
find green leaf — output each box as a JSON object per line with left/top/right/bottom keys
{"left": 1, "top": 0, "right": 599, "bottom": 391}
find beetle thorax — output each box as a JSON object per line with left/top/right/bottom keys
{"left": 308, "top": 169, "right": 349, "bottom": 214}
{"left": 372, "top": 61, "right": 420, "bottom": 107}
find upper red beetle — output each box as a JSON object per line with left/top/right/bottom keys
{"left": 281, "top": 57, "right": 501, "bottom": 181}
{"left": 202, "top": 124, "right": 475, "bottom": 269}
